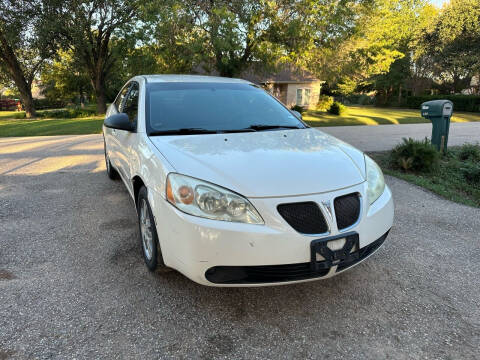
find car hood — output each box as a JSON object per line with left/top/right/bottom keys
{"left": 149, "top": 128, "right": 366, "bottom": 198}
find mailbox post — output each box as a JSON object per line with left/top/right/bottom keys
{"left": 420, "top": 100, "right": 453, "bottom": 153}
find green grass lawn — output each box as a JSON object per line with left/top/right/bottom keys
{"left": 304, "top": 105, "right": 480, "bottom": 127}
{"left": 0, "top": 106, "right": 103, "bottom": 136}
{"left": 0, "top": 115, "right": 104, "bottom": 137}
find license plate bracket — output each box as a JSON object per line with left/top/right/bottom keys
{"left": 310, "top": 232, "right": 360, "bottom": 272}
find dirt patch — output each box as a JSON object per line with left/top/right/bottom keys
{"left": 0, "top": 349, "right": 16, "bottom": 360}
{"left": 0, "top": 270, "right": 15, "bottom": 281}
{"left": 201, "top": 334, "right": 234, "bottom": 359}
{"left": 109, "top": 243, "right": 139, "bottom": 266}
{"left": 99, "top": 218, "right": 136, "bottom": 231}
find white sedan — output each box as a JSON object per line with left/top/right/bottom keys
{"left": 103, "top": 75, "right": 394, "bottom": 286}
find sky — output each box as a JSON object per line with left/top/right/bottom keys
{"left": 430, "top": 0, "right": 449, "bottom": 7}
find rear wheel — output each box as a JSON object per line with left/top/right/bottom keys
{"left": 137, "top": 186, "right": 165, "bottom": 271}
{"left": 103, "top": 139, "right": 118, "bottom": 180}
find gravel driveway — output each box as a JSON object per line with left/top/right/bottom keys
{"left": 1, "top": 135, "right": 479, "bottom": 359}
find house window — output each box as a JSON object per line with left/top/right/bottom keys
{"left": 296, "top": 88, "right": 311, "bottom": 106}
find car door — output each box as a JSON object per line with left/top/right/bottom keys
{"left": 105, "top": 83, "right": 131, "bottom": 171}
{"left": 115, "top": 81, "right": 140, "bottom": 190}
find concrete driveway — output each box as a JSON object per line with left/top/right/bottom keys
{"left": 1, "top": 135, "right": 479, "bottom": 359}
{"left": 321, "top": 122, "right": 480, "bottom": 152}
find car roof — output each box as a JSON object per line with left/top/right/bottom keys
{"left": 141, "top": 74, "right": 251, "bottom": 84}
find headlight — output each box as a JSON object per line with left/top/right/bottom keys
{"left": 166, "top": 173, "right": 264, "bottom": 224}
{"left": 365, "top": 155, "right": 385, "bottom": 205}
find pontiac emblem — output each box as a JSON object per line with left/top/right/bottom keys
{"left": 322, "top": 201, "right": 333, "bottom": 222}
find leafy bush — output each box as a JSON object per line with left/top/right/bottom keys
{"left": 344, "top": 94, "right": 373, "bottom": 105}
{"left": 390, "top": 138, "right": 440, "bottom": 172}
{"left": 316, "top": 95, "right": 334, "bottom": 111}
{"left": 457, "top": 143, "right": 480, "bottom": 162}
{"left": 14, "top": 108, "right": 97, "bottom": 119}
{"left": 33, "top": 98, "right": 67, "bottom": 110}
{"left": 460, "top": 163, "right": 480, "bottom": 184}
{"left": 290, "top": 105, "right": 305, "bottom": 114}
{"left": 328, "top": 101, "right": 346, "bottom": 115}
{"left": 404, "top": 95, "right": 480, "bottom": 112}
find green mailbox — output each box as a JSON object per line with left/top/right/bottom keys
{"left": 420, "top": 99, "right": 453, "bottom": 153}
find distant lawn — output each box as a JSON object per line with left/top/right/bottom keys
{"left": 304, "top": 105, "right": 480, "bottom": 127}
{"left": 0, "top": 116, "right": 104, "bottom": 137}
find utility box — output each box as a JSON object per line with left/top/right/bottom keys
{"left": 420, "top": 100, "right": 453, "bottom": 153}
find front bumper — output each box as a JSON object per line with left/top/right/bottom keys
{"left": 205, "top": 230, "right": 389, "bottom": 284}
{"left": 150, "top": 181, "right": 394, "bottom": 287}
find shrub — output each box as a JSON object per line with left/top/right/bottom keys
{"left": 457, "top": 143, "right": 480, "bottom": 162}
{"left": 390, "top": 138, "right": 440, "bottom": 172}
{"left": 344, "top": 94, "right": 373, "bottom": 105}
{"left": 42, "top": 109, "right": 97, "bottom": 118}
{"left": 290, "top": 105, "right": 305, "bottom": 114}
{"left": 328, "top": 101, "right": 346, "bottom": 115}
{"left": 13, "top": 108, "right": 97, "bottom": 119}
{"left": 404, "top": 95, "right": 480, "bottom": 112}
{"left": 460, "top": 163, "right": 480, "bottom": 184}
{"left": 33, "top": 98, "right": 67, "bottom": 110}
{"left": 316, "top": 95, "right": 334, "bottom": 111}
{"left": 358, "top": 94, "right": 373, "bottom": 105}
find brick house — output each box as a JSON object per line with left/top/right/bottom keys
{"left": 242, "top": 65, "right": 324, "bottom": 109}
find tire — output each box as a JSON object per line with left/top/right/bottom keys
{"left": 103, "top": 139, "right": 118, "bottom": 180}
{"left": 137, "top": 186, "right": 166, "bottom": 271}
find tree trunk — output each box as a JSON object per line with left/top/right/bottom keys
{"left": 91, "top": 74, "right": 107, "bottom": 114}
{"left": 0, "top": 31, "right": 36, "bottom": 118}
{"left": 398, "top": 84, "right": 402, "bottom": 105}
{"left": 12, "top": 73, "right": 36, "bottom": 118}
{"left": 20, "top": 88, "right": 36, "bottom": 118}
{"left": 96, "top": 90, "right": 107, "bottom": 114}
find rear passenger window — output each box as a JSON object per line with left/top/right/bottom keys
{"left": 123, "top": 82, "right": 139, "bottom": 124}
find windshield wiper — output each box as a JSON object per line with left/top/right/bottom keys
{"left": 149, "top": 128, "right": 219, "bottom": 136}
{"left": 244, "top": 124, "right": 304, "bottom": 131}
{"left": 148, "top": 125, "right": 304, "bottom": 136}
{"left": 219, "top": 128, "right": 257, "bottom": 133}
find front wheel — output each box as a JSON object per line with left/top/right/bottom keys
{"left": 137, "top": 186, "right": 165, "bottom": 271}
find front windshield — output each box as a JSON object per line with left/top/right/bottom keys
{"left": 145, "top": 82, "right": 306, "bottom": 134}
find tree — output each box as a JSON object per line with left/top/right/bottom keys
{"left": 151, "top": 0, "right": 317, "bottom": 77}
{"left": 308, "top": 0, "right": 431, "bottom": 98}
{"left": 40, "top": 50, "right": 91, "bottom": 105}
{"left": 418, "top": 0, "right": 480, "bottom": 93}
{"left": 0, "top": 0, "right": 56, "bottom": 117}
{"left": 53, "top": 0, "right": 143, "bottom": 113}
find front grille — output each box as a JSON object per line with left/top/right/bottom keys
{"left": 277, "top": 202, "right": 329, "bottom": 234}
{"left": 205, "top": 231, "right": 390, "bottom": 284}
{"left": 334, "top": 193, "right": 361, "bottom": 230}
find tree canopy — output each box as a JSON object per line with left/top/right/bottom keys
{"left": 0, "top": 0, "right": 57, "bottom": 117}
{"left": 2, "top": 0, "right": 479, "bottom": 116}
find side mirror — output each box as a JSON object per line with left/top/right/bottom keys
{"left": 292, "top": 110, "right": 302, "bottom": 120}
{"left": 104, "top": 113, "right": 135, "bottom": 132}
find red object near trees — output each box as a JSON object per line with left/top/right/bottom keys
{"left": 0, "top": 99, "right": 17, "bottom": 111}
